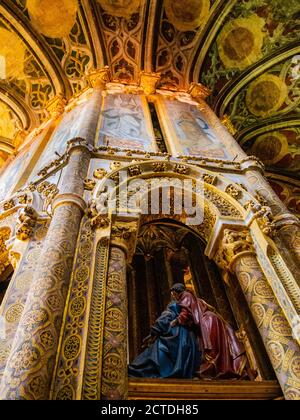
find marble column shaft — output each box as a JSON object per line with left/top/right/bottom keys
{"left": 0, "top": 146, "right": 90, "bottom": 400}
{"left": 234, "top": 255, "right": 300, "bottom": 400}
{"left": 101, "top": 247, "right": 128, "bottom": 400}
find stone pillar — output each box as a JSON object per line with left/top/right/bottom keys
{"left": 145, "top": 258, "right": 158, "bottom": 326}
{"left": 101, "top": 218, "right": 138, "bottom": 400}
{"left": 216, "top": 229, "right": 300, "bottom": 400}
{"left": 101, "top": 247, "right": 128, "bottom": 400}
{"left": 246, "top": 169, "right": 300, "bottom": 272}
{"left": 0, "top": 141, "right": 90, "bottom": 400}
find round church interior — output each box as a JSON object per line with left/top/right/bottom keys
{"left": 0, "top": 0, "right": 299, "bottom": 400}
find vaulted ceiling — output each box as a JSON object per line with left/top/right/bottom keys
{"left": 0, "top": 0, "right": 299, "bottom": 181}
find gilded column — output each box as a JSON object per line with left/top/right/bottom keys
{"left": 101, "top": 219, "right": 138, "bottom": 400}
{"left": 0, "top": 140, "right": 90, "bottom": 400}
{"left": 101, "top": 247, "right": 128, "bottom": 400}
{"left": 216, "top": 229, "right": 300, "bottom": 400}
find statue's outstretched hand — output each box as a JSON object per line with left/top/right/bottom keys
{"left": 170, "top": 318, "right": 178, "bottom": 328}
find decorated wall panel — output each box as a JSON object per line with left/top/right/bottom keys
{"left": 97, "top": 93, "right": 156, "bottom": 151}
{"left": 30, "top": 89, "right": 102, "bottom": 180}
{"left": 160, "top": 98, "right": 229, "bottom": 158}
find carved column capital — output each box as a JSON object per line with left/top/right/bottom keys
{"left": 139, "top": 71, "right": 161, "bottom": 95}
{"left": 87, "top": 66, "right": 111, "bottom": 89}
{"left": 188, "top": 82, "right": 211, "bottom": 101}
{"left": 46, "top": 93, "right": 67, "bottom": 119}
{"left": 16, "top": 206, "right": 38, "bottom": 241}
{"left": 214, "top": 228, "right": 255, "bottom": 272}
{"left": 111, "top": 218, "right": 139, "bottom": 262}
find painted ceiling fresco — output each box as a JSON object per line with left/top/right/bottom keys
{"left": 0, "top": 0, "right": 299, "bottom": 181}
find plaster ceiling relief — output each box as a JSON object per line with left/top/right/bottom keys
{"left": 246, "top": 74, "right": 288, "bottom": 118}
{"left": 97, "top": 0, "right": 141, "bottom": 18}
{"left": 164, "top": 0, "right": 210, "bottom": 32}
{"left": 27, "top": 0, "right": 79, "bottom": 38}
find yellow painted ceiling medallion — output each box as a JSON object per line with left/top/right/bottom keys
{"left": 252, "top": 132, "right": 289, "bottom": 166}
{"left": 97, "top": 0, "right": 141, "bottom": 18}
{"left": 0, "top": 28, "right": 25, "bottom": 79}
{"left": 27, "top": 0, "right": 79, "bottom": 38}
{"left": 246, "top": 74, "right": 288, "bottom": 118}
{"left": 165, "top": 0, "right": 210, "bottom": 32}
{"left": 217, "top": 15, "right": 265, "bottom": 70}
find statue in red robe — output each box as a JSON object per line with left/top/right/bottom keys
{"left": 170, "top": 283, "right": 251, "bottom": 380}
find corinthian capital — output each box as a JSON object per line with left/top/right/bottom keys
{"left": 215, "top": 229, "right": 255, "bottom": 272}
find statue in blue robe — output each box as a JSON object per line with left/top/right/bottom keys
{"left": 128, "top": 302, "right": 201, "bottom": 379}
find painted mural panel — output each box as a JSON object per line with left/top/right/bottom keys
{"left": 0, "top": 148, "right": 31, "bottom": 202}
{"left": 98, "top": 94, "right": 155, "bottom": 151}
{"left": 164, "top": 100, "right": 229, "bottom": 159}
{"left": 31, "top": 90, "right": 101, "bottom": 180}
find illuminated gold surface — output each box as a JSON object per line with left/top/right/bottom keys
{"left": 0, "top": 28, "right": 25, "bottom": 79}
{"left": 165, "top": 0, "right": 210, "bottom": 31}
{"left": 97, "top": 0, "right": 141, "bottom": 18}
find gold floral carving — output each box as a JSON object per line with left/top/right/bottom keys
{"left": 87, "top": 66, "right": 111, "bottom": 89}
{"left": 84, "top": 178, "right": 96, "bottom": 192}
{"left": 225, "top": 184, "right": 242, "bottom": 200}
{"left": 101, "top": 247, "right": 127, "bottom": 400}
{"left": 93, "top": 168, "right": 108, "bottom": 180}
{"left": 0, "top": 227, "right": 11, "bottom": 276}
{"left": 188, "top": 82, "right": 211, "bottom": 101}
{"left": 152, "top": 162, "right": 167, "bottom": 173}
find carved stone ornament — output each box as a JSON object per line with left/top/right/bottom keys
{"left": 139, "top": 71, "right": 161, "bottom": 95}
{"left": 111, "top": 220, "right": 138, "bottom": 260}
{"left": 46, "top": 93, "right": 67, "bottom": 119}
{"left": 93, "top": 168, "right": 108, "bottom": 180}
{"left": 225, "top": 184, "right": 242, "bottom": 200}
{"left": 84, "top": 178, "right": 96, "bottom": 191}
{"left": 202, "top": 174, "right": 217, "bottom": 185}
{"left": 3, "top": 200, "right": 15, "bottom": 211}
{"left": 215, "top": 229, "right": 255, "bottom": 272}
{"left": 253, "top": 206, "right": 277, "bottom": 238}
{"left": 174, "top": 164, "right": 189, "bottom": 175}
{"left": 188, "top": 82, "right": 211, "bottom": 101}
{"left": 221, "top": 114, "right": 237, "bottom": 136}
{"left": 16, "top": 206, "right": 38, "bottom": 241}
{"left": 128, "top": 164, "right": 142, "bottom": 177}
{"left": 86, "top": 200, "right": 110, "bottom": 230}
{"left": 110, "top": 161, "right": 123, "bottom": 171}
{"left": 87, "top": 66, "right": 111, "bottom": 89}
